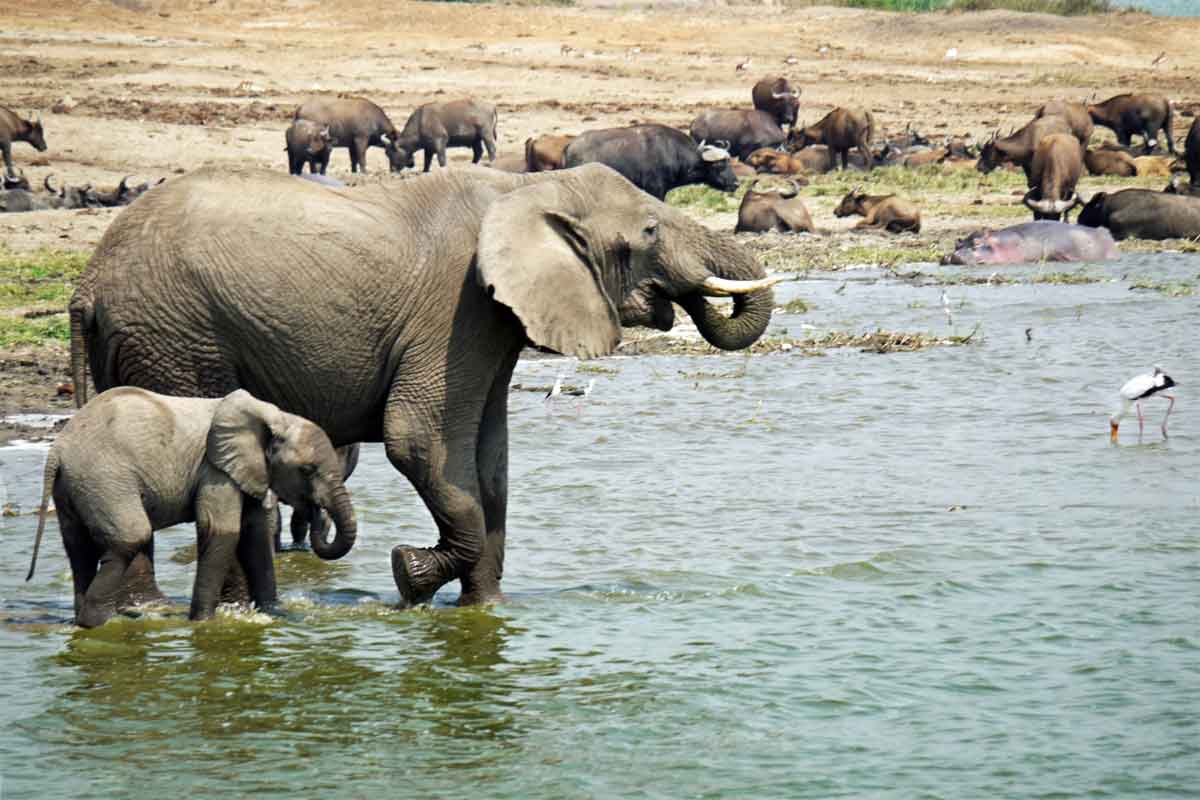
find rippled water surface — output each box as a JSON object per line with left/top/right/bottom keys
{"left": 1, "top": 253, "right": 1197, "bottom": 798}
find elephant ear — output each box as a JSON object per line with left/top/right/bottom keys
{"left": 207, "top": 389, "right": 289, "bottom": 499}
{"left": 476, "top": 180, "right": 621, "bottom": 359}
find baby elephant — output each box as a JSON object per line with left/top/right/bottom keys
{"left": 835, "top": 188, "right": 922, "bottom": 234}
{"left": 27, "top": 388, "right": 357, "bottom": 627}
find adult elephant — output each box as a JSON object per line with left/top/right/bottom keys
{"left": 70, "top": 164, "right": 777, "bottom": 607}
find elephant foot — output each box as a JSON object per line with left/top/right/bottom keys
{"left": 456, "top": 588, "right": 505, "bottom": 607}
{"left": 391, "top": 546, "right": 443, "bottom": 608}
{"left": 117, "top": 552, "right": 170, "bottom": 610}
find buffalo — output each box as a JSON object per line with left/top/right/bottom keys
{"left": 735, "top": 179, "right": 814, "bottom": 234}
{"left": 0, "top": 106, "right": 46, "bottom": 178}
{"left": 1034, "top": 100, "right": 1094, "bottom": 145}
{"left": 834, "top": 188, "right": 921, "bottom": 233}
{"left": 745, "top": 148, "right": 812, "bottom": 176}
{"left": 751, "top": 76, "right": 801, "bottom": 128}
{"left": 976, "top": 116, "right": 1072, "bottom": 178}
{"left": 689, "top": 109, "right": 785, "bottom": 162}
{"left": 285, "top": 119, "right": 332, "bottom": 175}
{"left": 389, "top": 98, "right": 498, "bottom": 173}
{"left": 1078, "top": 188, "right": 1200, "bottom": 240}
{"left": 292, "top": 96, "right": 400, "bottom": 174}
{"left": 1187, "top": 117, "right": 1200, "bottom": 188}
{"left": 1088, "top": 93, "right": 1176, "bottom": 154}
{"left": 564, "top": 124, "right": 737, "bottom": 200}
{"left": 524, "top": 133, "right": 576, "bottom": 172}
{"left": 1084, "top": 148, "right": 1136, "bottom": 177}
{"left": 789, "top": 108, "right": 874, "bottom": 170}
{"left": 1023, "top": 133, "right": 1083, "bottom": 222}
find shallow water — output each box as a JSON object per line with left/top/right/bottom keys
{"left": 1, "top": 252, "right": 1197, "bottom": 798}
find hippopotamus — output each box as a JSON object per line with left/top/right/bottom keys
{"left": 943, "top": 221, "right": 1118, "bottom": 266}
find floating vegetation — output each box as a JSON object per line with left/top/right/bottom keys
{"left": 889, "top": 267, "right": 1104, "bottom": 286}
{"left": 511, "top": 382, "right": 582, "bottom": 394}
{"left": 1129, "top": 280, "right": 1195, "bottom": 297}
{"left": 618, "top": 327, "right": 978, "bottom": 357}
{"left": 778, "top": 298, "right": 812, "bottom": 314}
{"left": 577, "top": 363, "right": 619, "bottom": 375}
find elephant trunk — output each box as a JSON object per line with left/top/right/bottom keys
{"left": 676, "top": 234, "right": 775, "bottom": 351}
{"left": 310, "top": 484, "right": 356, "bottom": 561}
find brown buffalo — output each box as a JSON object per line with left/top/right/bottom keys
{"left": 524, "top": 133, "right": 576, "bottom": 172}
{"left": 1023, "top": 133, "right": 1083, "bottom": 221}
{"left": 730, "top": 159, "right": 757, "bottom": 179}
{"left": 1084, "top": 148, "right": 1136, "bottom": 177}
{"left": 1133, "top": 155, "right": 1176, "bottom": 177}
{"left": 900, "top": 147, "right": 949, "bottom": 168}
{"left": 746, "top": 148, "right": 811, "bottom": 176}
{"left": 976, "top": 116, "right": 1072, "bottom": 178}
{"left": 390, "top": 98, "right": 498, "bottom": 173}
{"left": 0, "top": 106, "right": 46, "bottom": 178}
{"left": 735, "top": 179, "right": 814, "bottom": 234}
{"left": 293, "top": 96, "right": 399, "bottom": 174}
{"left": 751, "top": 76, "right": 801, "bottom": 128}
{"left": 1088, "top": 93, "right": 1176, "bottom": 154}
{"left": 789, "top": 108, "right": 874, "bottom": 170}
{"left": 834, "top": 188, "right": 921, "bottom": 233}
{"left": 1034, "top": 100, "right": 1094, "bottom": 144}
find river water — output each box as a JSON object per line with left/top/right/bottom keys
{"left": 0, "top": 251, "right": 1197, "bottom": 798}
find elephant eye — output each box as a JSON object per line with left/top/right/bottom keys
{"left": 643, "top": 220, "right": 659, "bottom": 240}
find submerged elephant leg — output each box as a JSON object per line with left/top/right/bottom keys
{"left": 116, "top": 547, "right": 170, "bottom": 610}
{"left": 77, "top": 546, "right": 136, "bottom": 628}
{"left": 59, "top": 511, "right": 99, "bottom": 621}
{"left": 459, "top": 359, "right": 516, "bottom": 606}
{"left": 236, "top": 504, "right": 279, "bottom": 613}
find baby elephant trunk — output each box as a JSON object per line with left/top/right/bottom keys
{"left": 309, "top": 484, "right": 357, "bottom": 560}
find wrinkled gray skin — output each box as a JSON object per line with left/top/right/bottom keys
{"left": 26, "top": 388, "right": 356, "bottom": 627}
{"left": 281, "top": 442, "right": 360, "bottom": 551}
{"left": 1077, "top": 188, "right": 1200, "bottom": 240}
{"left": 285, "top": 119, "right": 333, "bottom": 175}
{"left": 70, "top": 164, "right": 775, "bottom": 607}
{"left": 388, "top": 98, "right": 498, "bottom": 173}
{"left": 0, "top": 106, "right": 46, "bottom": 178}
{"left": 943, "top": 221, "right": 1118, "bottom": 266}
{"left": 292, "top": 97, "right": 399, "bottom": 174}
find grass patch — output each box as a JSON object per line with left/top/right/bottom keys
{"left": 0, "top": 248, "right": 90, "bottom": 348}
{"left": 1129, "top": 280, "right": 1195, "bottom": 297}
{"left": 666, "top": 184, "right": 746, "bottom": 215}
{"left": 618, "top": 327, "right": 978, "bottom": 356}
{"left": 807, "top": 165, "right": 1027, "bottom": 197}
{"left": 778, "top": 297, "right": 813, "bottom": 314}
{"left": 811, "top": 242, "right": 944, "bottom": 270}
{"left": 791, "top": 0, "right": 1122, "bottom": 10}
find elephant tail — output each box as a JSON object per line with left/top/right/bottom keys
{"left": 69, "top": 296, "right": 91, "bottom": 408}
{"left": 27, "top": 448, "right": 60, "bottom": 581}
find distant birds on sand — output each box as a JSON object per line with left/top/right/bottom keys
{"left": 1111, "top": 365, "right": 1176, "bottom": 442}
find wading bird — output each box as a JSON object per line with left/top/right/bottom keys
{"left": 1110, "top": 366, "right": 1176, "bottom": 442}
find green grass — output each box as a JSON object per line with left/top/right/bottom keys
{"left": 807, "top": 165, "right": 1027, "bottom": 197}
{"left": 0, "top": 248, "right": 90, "bottom": 348}
{"left": 666, "top": 183, "right": 748, "bottom": 214}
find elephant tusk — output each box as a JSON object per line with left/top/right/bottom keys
{"left": 700, "top": 275, "right": 783, "bottom": 296}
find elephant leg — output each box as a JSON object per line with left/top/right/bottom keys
{"left": 422, "top": 148, "right": 434, "bottom": 173}
{"left": 483, "top": 135, "right": 497, "bottom": 162}
{"left": 191, "top": 478, "right": 245, "bottom": 620}
{"left": 117, "top": 544, "right": 170, "bottom": 610}
{"left": 436, "top": 142, "right": 448, "bottom": 168}
{"left": 59, "top": 511, "right": 99, "bottom": 621}
{"left": 472, "top": 141, "right": 483, "bottom": 164}
{"left": 77, "top": 545, "right": 137, "bottom": 628}
{"left": 1, "top": 142, "right": 12, "bottom": 178}
{"left": 237, "top": 504, "right": 279, "bottom": 613}
{"left": 459, "top": 355, "right": 517, "bottom": 606}
{"left": 386, "top": 418, "right": 486, "bottom": 608}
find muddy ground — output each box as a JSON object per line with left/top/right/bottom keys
{"left": 1, "top": 0, "right": 1197, "bottom": 441}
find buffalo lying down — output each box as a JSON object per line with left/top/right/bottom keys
{"left": 735, "top": 179, "right": 813, "bottom": 234}
{"left": 1078, "top": 189, "right": 1200, "bottom": 240}
{"left": 944, "top": 221, "right": 1118, "bottom": 266}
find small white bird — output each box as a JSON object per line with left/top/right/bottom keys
{"left": 940, "top": 289, "right": 953, "bottom": 327}
{"left": 1111, "top": 365, "right": 1176, "bottom": 442}
{"left": 544, "top": 374, "right": 564, "bottom": 401}
{"left": 944, "top": 47, "right": 959, "bottom": 62}
{"left": 562, "top": 378, "right": 595, "bottom": 399}
{"left": 735, "top": 57, "right": 752, "bottom": 72}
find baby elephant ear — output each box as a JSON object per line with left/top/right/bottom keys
{"left": 207, "top": 389, "right": 288, "bottom": 499}
{"left": 476, "top": 180, "right": 621, "bottom": 359}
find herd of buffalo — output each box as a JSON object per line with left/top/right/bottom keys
{"left": 3, "top": 80, "right": 1200, "bottom": 248}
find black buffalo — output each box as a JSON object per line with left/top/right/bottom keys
{"left": 689, "top": 110, "right": 785, "bottom": 162}
{"left": 564, "top": 124, "right": 737, "bottom": 200}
